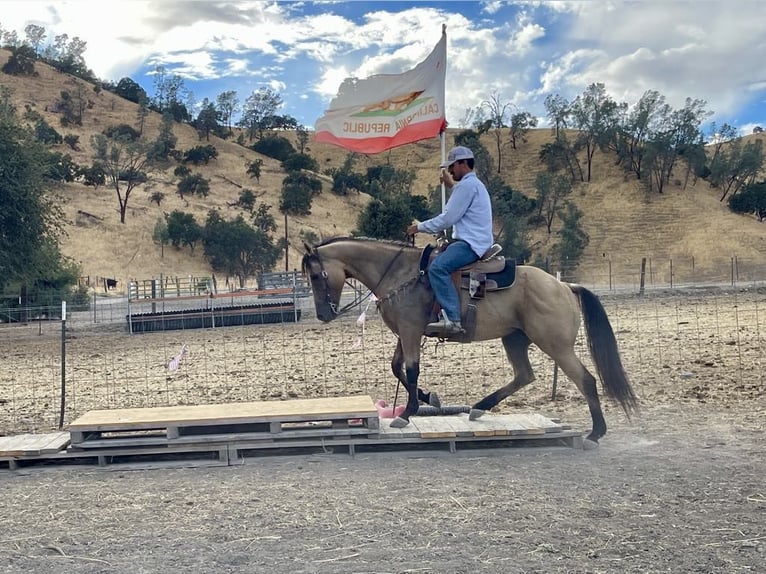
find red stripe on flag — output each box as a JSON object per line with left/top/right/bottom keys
{"left": 315, "top": 117, "right": 445, "bottom": 154}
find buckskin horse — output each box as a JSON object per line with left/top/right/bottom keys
{"left": 301, "top": 237, "right": 638, "bottom": 448}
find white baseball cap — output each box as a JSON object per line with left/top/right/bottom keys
{"left": 440, "top": 146, "right": 474, "bottom": 168}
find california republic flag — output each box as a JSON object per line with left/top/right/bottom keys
{"left": 315, "top": 28, "right": 447, "bottom": 154}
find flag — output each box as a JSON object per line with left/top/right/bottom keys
{"left": 315, "top": 29, "right": 447, "bottom": 154}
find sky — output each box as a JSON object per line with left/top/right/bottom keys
{"left": 2, "top": 1, "right": 765, "bottom": 136}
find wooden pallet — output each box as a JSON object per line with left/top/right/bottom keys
{"left": 68, "top": 396, "right": 380, "bottom": 449}
{"left": 1, "top": 399, "right": 584, "bottom": 470}
{"left": 230, "top": 413, "right": 583, "bottom": 460}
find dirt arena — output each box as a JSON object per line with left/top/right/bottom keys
{"left": 1, "top": 287, "right": 764, "bottom": 573}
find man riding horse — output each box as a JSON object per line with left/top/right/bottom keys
{"left": 406, "top": 146, "right": 493, "bottom": 337}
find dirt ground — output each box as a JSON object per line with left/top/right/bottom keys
{"left": 0, "top": 404, "right": 763, "bottom": 574}
{"left": 1, "top": 289, "right": 765, "bottom": 573}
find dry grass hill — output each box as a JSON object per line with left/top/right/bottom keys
{"left": 2, "top": 48, "right": 765, "bottom": 289}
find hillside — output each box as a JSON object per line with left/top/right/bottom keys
{"left": 2, "top": 48, "right": 765, "bottom": 288}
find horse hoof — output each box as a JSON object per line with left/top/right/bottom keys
{"left": 583, "top": 438, "right": 599, "bottom": 450}
{"left": 429, "top": 392, "right": 442, "bottom": 408}
{"left": 469, "top": 408, "right": 485, "bottom": 421}
{"left": 389, "top": 417, "right": 410, "bottom": 428}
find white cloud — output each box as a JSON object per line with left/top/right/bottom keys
{"left": 1, "top": 1, "right": 764, "bottom": 130}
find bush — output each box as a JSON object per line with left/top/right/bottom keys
{"left": 253, "top": 135, "right": 295, "bottom": 162}
{"left": 281, "top": 153, "right": 319, "bottom": 173}
{"left": 177, "top": 174, "right": 210, "bottom": 198}
{"left": 183, "top": 145, "right": 218, "bottom": 165}
{"left": 103, "top": 124, "right": 140, "bottom": 141}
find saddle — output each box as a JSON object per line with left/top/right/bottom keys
{"left": 419, "top": 242, "right": 517, "bottom": 296}
{"left": 419, "top": 242, "right": 517, "bottom": 341}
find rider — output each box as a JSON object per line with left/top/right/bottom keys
{"left": 406, "top": 146, "right": 494, "bottom": 336}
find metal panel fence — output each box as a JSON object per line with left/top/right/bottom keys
{"left": 1, "top": 262, "right": 765, "bottom": 436}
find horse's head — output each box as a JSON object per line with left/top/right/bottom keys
{"left": 301, "top": 241, "right": 346, "bottom": 322}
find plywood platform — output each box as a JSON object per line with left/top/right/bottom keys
{"left": 68, "top": 396, "right": 380, "bottom": 448}
{"left": 2, "top": 397, "right": 584, "bottom": 470}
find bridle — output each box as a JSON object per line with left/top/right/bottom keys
{"left": 308, "top": 244, "right": 410, "bottom": 317}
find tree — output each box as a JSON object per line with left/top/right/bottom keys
{"left": 238, "top": 189, "right": 256, "bottom": 212}
{"left": 150, "top": 66, "right": 190, "bottom": 121}
{"left": 326, "top": 153, "right": 365, "bottom": 195}
{"left": 152, "top": 217, "right": 169, "bottom": 257}
{"left": 354, "top": 196, "right": 412, "bottom": 240}
{"left": 616, "top": 90, "right": 666, "bottom": 180}
{"left": 166, "top": 210, "right": 203, "bottom": 253}
{"left": 552, "top": 202, "right": 589, "bottom": 279}
{"left": 237, "top": 87, "right": 283, "bottom": 141}
{"left": 280, "top": 173, "right": 319, "bottom": 215}
{"left": 149, "top": 112, "right": 177, "bottom": 161}
{"left": 481, "top": 93, "right": 512, "bottom": 173}
{"left": 728, "top": 181, "right": 766, "bottom": 221}
{"left": 569, "top": 83, "right": 621, "bottom": 182}
{"left": 203, "top": 212, "right": 280, "bottom": 287}
{"left": 252, "top": 203, "right": 277, "bottom": 233}
{"left": 177, "top": 174, "right": 210, "bottom": 198}
{"left": 135, "top": 93, "right": 150, "bottom": 136}
{"left": 2, "top": 44, "right": 37, "bottom": 75}
{"left": 509, "top": 111, "right": 538, "bottom": 150}
{"left": 296, "top": 125, "right": 309, "bottom": 154}
{"left": 92, "top": 133, "right": 153, "bottom": 223}
{"left": 709, "top": 137, "right": 765, "bottom": 201}
{"left": 115, "top": 77, "right": 147, "bottom": 104}
{"left": 539, "top": 135, "right": 584, "bottom": 182}
{"left": 0, "top": 90, "right": 73, "bottom": 293}
{"left": 216, "top": 90, "right": 239, "bottom": 134}
{"left": 535, "top": 172, "right": 573, "bottom": 233}
{"left": 246, "top": 159, "right": 263, "bottom": 182}
{"left": 453, "top": 130, "right": 494, "bottom": 185}
{"left": 24, "top": 24, "right": 46, "bottom": 55}
{"left": 195, "top": 98, "right": 219, "bottom": 141}
{"left": 544, "top": 94, "right": 570, "bottom": 141}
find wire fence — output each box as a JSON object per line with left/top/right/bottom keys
{"left": 1, "top": 264, "right": 766, "bottom": 436}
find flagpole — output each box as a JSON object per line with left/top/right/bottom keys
{"left": 440, "top": 23, "right": 447, "bottom": 212}
{"left": 440, "top": 131, "right": 446, "bottom": 211}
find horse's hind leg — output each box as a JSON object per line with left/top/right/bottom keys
{"left": 470, "top": 331, "right": 535, "bottom": 420}
{"left": 553, "top": 350, "right": 606, "bottom": 449}
{"left": 390, "top": 340, "right": 441, "bottom": 408}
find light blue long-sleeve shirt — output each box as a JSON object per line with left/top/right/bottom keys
{"left": 417, "top": 171, "right": 494, "bottom": 257}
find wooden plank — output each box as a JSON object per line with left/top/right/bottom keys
{"left": 506, "top": 414, "right": 547, "bottom": 435}
{"left": 0, "top": 432, "right": 70, "bottom": 457}
{"left": 520, "top": 413, "right": 563, "bottom": 433}
{"left": 379, "top": 418, "right": 422, "bottom": 439}
{"left": 438, "top": 415, "right": 475, "bottom": 437}
{"left": 464, "top": 414, "right": 510, "bottom": 436}
{"left": 410, "top": 417, "right": 456, "bottom": 439}
{"left": 69, "top": 396, "right": 377, "bottom": 431}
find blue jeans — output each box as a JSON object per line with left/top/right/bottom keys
{"left": 428, "top": 240, "right": 478, "bottom": 322}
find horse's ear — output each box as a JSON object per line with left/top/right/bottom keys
{"left": 303, "top": 241, "right": 315, "bottom": 254}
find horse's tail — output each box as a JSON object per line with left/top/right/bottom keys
{"left": 571, "top": 285, "right": 638, "bottom": 418}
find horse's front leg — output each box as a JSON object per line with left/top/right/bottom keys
{"left": 389, "top": 337, "right": 423, "bottom": 428}
{"left": 390, "top": 340, "right": 441, "bottom": 412}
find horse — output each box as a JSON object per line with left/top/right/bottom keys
{"left": 301, "top": 236, "right": 638, "bottom": 448}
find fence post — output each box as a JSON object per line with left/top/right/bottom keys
{"left": 58, "top": 301, "right": 67, "bottom": 429}
{"left": 608, "top": 259, "right": 612, "bottom": 291}
{"left": 670, "top": 259, "right": 673, "bottom": 289}
{"left": 639, "top": 258, "right": 647, "bottom": 296}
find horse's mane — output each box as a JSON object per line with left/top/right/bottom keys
{"left": 313, "top": 236, "right": 416, "bottom": 250}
